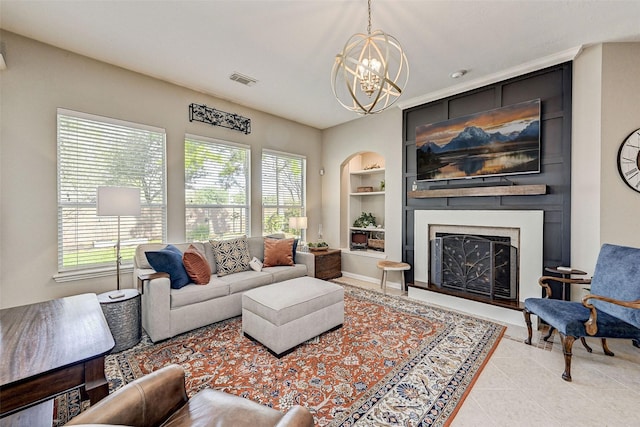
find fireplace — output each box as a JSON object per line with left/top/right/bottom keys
{"left": 430, "top": 232, "right": 517, "bottom": 301}
{"left": 412, "top": 210, "right": 543, "bottom": 325}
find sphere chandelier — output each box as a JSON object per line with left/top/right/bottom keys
{"left": 331, "top": 0, "right": 409, "bottom": 115}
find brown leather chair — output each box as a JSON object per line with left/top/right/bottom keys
{"left": 65, "top": 364, "right": 314, "bottom": 427}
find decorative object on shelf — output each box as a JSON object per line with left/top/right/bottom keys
{"left": 379, "top": 180, "right": 385, "bottom": 191}
{"left": 318, "top": 224, "right": 323, "bottom": 242}
{"left": 353, "top": 212, "right": 376, "bottom": 228}
{"left": 357, "top": 186, "right": 374, "bottom": 192}
{"left": 331, "top": 0, "right": 409, "bottom": 115}
{"left": 363, "top": 163, "right": 381, "bottom": 170}
{"left": 617, "top": 128, "right": 640, "bottom": 193}
{"left": 308, "top": 242, "right": 329, "bottom": 252}
{"left": 189, "top": 103, "right": 251, "bottom": 134}
{"left": 350, "top": 230, "right": 368, "bottom": 250}
{"left": 97, "top": 186, "right": 141, "bottom": 295}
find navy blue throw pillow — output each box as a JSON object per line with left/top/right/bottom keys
{"left": 145, "top": 244, "right": 191, "bottom": 289}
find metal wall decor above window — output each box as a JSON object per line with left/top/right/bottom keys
{"left": 189, "top": 103, "right": 251, "bottom": 134}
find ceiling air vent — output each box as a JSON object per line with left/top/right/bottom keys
{"left": 229, "top": 72, "right": 257, "bottom": 86}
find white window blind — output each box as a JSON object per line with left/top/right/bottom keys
{"left": 57, "top": 109, "right": 166, "bottom": 272}
{"left": 261, "top": 150, "right": 306, "bottom": 236}
{"left": 185, "top": 135, "right": 250, "bottom": 240}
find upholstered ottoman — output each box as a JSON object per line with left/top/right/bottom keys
{"left": 242, "top": 277, "right": 344, "bottom": 357}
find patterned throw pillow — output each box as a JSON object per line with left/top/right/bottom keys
{"left": 209, "top": 236, "right": 251, "bottom": 277}
{"left": 145, "top": 244, "right": 191, "bottom": 289}
{"left": 182, "top": 244, "right": 211, "bottom": 285}
{"left": 263, "top": 238, "right": 294, "bottom": 267}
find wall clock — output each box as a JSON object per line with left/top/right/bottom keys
{"left": 617, "top": 128, "right": 640, "bottom": 193}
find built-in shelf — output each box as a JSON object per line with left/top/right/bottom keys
{"left": 350, "top": 191, "right": 384, "bottom": 196}
{"left": 340, "top": 248, "right": 387, "bottom": 259}
{"left": 408, "top": 184, "right": 547, "bottom": 199}
{"left": 350, "top": 227, "right": 385, "bottom": 232}
{"left": 350, "top": 168, "right": 385, "bottom": 176}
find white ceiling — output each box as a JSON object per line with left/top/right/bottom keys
{"left": 2, "top": 1, "right": 639, "bottom": 130}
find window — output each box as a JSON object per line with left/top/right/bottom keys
{"left": 185, "top": 135, "right": 250, "bottom": 240}
{"left": 261, "top": 150, "right": 306, "bottom": 237}
{"left": 57, "top": 109, "right": 166, "bottom": 274}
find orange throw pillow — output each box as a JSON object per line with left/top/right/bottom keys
{"left": 182, "top": 244, "right": 211, "bottom": 284}
{"left": 263, "top": 238, "right": 294, "bottom": 267}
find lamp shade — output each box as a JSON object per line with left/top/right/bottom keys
{"left": 97, "top": 187, "right": 141, "bottom": 216}
{"left": 288, "top": 216, "right": 308, "bottom": 230}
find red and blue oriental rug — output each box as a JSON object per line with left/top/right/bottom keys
{"left": 58, "top": 284, "right": 504, "bottom": 426}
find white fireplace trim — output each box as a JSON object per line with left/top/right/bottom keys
{"left": 412, "top": 210, "right": 544, "bottom": 325}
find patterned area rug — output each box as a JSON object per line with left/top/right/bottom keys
{"left": 57, "top": 284, "right": 504, "bottom": 426}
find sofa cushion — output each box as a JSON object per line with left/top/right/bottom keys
{"left": 219, "top": 270, "right": 274, "bottom": 294}
{"left": 209, "top": 236, "right": 251, "bottom": 277}
{"left": 183, "top": 244, "right": 211, "bottom": 285}
{"left": 136, "top": 242, "right": 206, "bottom": 269}
{"left": 145, "top": 245, "right": 191, "bottom": 289}
{"left": 263, "top": 238, "right": 294, "bottom": 267}
{"left": 263, "top": 264, "right": 307, "bottom": 282}
{"left": 170, "top": 280, "right": 230, "bottom": 309}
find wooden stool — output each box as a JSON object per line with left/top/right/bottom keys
{"left": 376, "top": 260, "right": 411, "bottom": 294}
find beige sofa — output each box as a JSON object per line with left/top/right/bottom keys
{"left": 133, "top": 236, "right": 315, "bottom": 342}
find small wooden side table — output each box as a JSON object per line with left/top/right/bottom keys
{"left": 310, "top": 249, "right": 342, "bottom": 280}
{"left": 98, "top": 289, "right": 141, "bottom": 353}
{"left": 544, "top": 267, "right": 587, "bottom": 300}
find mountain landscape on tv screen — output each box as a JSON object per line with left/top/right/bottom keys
{"left": 419, "top": 120, "right": 539, "bottom": 154}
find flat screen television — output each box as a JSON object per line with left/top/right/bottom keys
{"left": 416, "top": 99, "right": 541, "bottom": 182}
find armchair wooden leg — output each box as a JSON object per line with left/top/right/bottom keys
{"left": 580, "top": 337, "right": 593, "bottom": 353}
{"left": 543, "top": 326, "right": 555, "bottom": 341}
{"left": 601, "top": 339, "right": 614, "bottom": 356}
{"left": 523, "top": 309, "right": 533, "bottom": 345}
{"left": 559, "top": 333, "right": 576, "bottom": 382}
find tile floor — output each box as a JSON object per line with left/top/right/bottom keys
{"left": 340, "top": 277, "right": 640, "bottom": 427}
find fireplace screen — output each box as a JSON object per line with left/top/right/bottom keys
{"left": 430, "top": 233, "right": 517, "bottom": 300}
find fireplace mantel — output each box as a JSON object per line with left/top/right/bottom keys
{"left": 408, "top": 184, "right": 546, "bottom": 199}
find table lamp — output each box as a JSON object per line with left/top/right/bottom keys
{"left": 97, "top": 186, "right": 141, "bottom": 297}
{"left": 288, "top": 216, "right": 307, "bottom": 243}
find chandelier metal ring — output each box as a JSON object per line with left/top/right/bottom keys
{"left": 331, "top": 1, "right": 409, "bottom": 115}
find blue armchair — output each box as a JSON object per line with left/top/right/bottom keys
{"left": 523, "top": 243, "right": 640, "bottom": 381}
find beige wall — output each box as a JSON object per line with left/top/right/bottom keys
{"left": 572, "top": 42, "right": 640, "bottom": 281}
{"left": 322, "top": 108, "right": 402, "bottom": 280}
{"left": 0, "top": 31, "right": 322, "bottom": 308}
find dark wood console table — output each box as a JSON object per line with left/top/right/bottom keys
{"left": 0, "top": 293, "right": 114, "bottom": 420}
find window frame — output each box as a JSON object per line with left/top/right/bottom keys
{"left": 261, "top": 149, "right": 307, "bottom": 238}
{"left": 55, "top": 108, "right": 167, "bottom": 282}
{"left": 184, "top": 134, "right": 251, "bottom": 241}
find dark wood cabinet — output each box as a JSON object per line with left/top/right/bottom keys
{"left": 311, "top": 249, "right": 342, "bottom": 280}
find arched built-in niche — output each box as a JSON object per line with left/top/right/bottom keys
{"left": 340, "top": 151, "right": 386, "bottom": 257}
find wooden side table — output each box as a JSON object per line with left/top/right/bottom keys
{"left": 98, "top": 289, "right": 141, "bottom": 353}
{"left": 544, "top": 267, "right": 587, "bottom": 300}
{"left": 310, "top": 249, "right": 342, "bottom": 280}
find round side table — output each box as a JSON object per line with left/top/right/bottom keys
{"left": 98, "top": 289, "right": 141, "bottom": 353}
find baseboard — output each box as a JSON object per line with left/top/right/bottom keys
{"left": 340, "top": 272, "right": 402, "bottom": 290}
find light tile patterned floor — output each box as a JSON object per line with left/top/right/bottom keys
{"left": 337, "top": 277, "right": 640, "bottom": 427}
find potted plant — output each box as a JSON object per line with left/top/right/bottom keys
{"left": 353, "top": 212, "right": 376, "bottom": 228}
